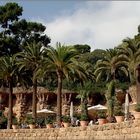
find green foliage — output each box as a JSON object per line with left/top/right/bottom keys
{"left": 90, "top": 49, "right": 106, "bottom": 64}
{"left": 0, "top": 2, "right": 22, "bottom": 28}
{"left": 80, "top": 114, "right": 89, "bottom": 121}
{"left": 98, "top": 110, "right": 106, "bottom": 119}
{"left": 0, "top": 2, "right": 23, "bottom": 56}
{"left": 117, "top": 37, "right": 140, "bottom": 83}
{"left": 92, "top": 81, "right": 107, "bottom": 93}
{"left": 135, "top": 103, "right": 140, "bottom": 112}
{"left": 62, "top": 115, "right": 71, "bottom": 123}
{"left": 12, "top": 117, "right": 18, "bottom": 125}
{"left": 76, "top": 82, "right": 92, "bottom": 116}
{"left": 36, "top": 118, "right": 45, "bottom": 126}
{"left": 39, "top": 72, "right": 57, "bottom": 91}
{"left": 26, "top": 117, "right": 36, "bottom": 124}
{"left": 76, "top": 81, "right": 92, "bottom": 100}
{"left": 107, "top": 80, "right": 115, "bottom": 98}
{"left": 0, "top": 55, "right": 17, "bottom": 129}
{"left": 0, "top": 36, "right": 21, "bottom": 56}
{"left": 0, "top": 55, "right": 17, "bottom": 80}
{"left": 94, "top": 48, "right": 128, "bottom": 82}
{"left": 62, "top": 78, "right": 79, "bottom": 91}
{"left": 74, "top": 114, "right": 81, "bottom": 120}
{"left": 45, "top": 117, "right": 53, "bottom": 124}
{"left": 114, "top": 99, "right": 124, "bottom": 116}
{"left": 115, "top": 81, "right": 130, "bottom": 91}
{"left": 74, "top": 44, "right": 91, "bottom": 54}
{"left": 0, "top": 2, "right": 50, "bottom": 57}
{"left": 10, "top": 19, "right": 50, "bottom": 47}
{"left": 0, "top": 111, "right": 7, "bottom": 129}
{"left": 16, "top": 42, "right": 44, "bottom": 71}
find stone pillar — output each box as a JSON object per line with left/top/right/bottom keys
{"left": 37, "top": 93, "right": 49, "bottom": 110}
{"left": 136, "top": 64, "right": 140, "bottom": 103}
{"left": 14, "top": 93, "right": 28, "bottom": 120}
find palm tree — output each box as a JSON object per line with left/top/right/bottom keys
{"left": 76, "top": 81, "right": 92, "bottom": 117}
{"left": 44, "top": 43, "right": 87, "bottom": 125}
{"left": 94, "top": 48, "right": 127, "bottom": 82}
{"left": 94, "top": 48, "right": 127, "bottom": 122}
{"left": 118, "top": 38, "right": 140, "bottom": 83}
{"left": 0, "top": 56, "right": 17, "bottom": 129}
{"left": 16, "top": 42, "right": 44, "bottom": 119}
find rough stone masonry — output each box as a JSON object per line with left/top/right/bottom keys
{"left": 0, "top": 120, "right": 140, "bottom": 140}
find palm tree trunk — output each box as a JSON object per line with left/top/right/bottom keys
{"left": 107, "top": 80, "right": 115, "bottom": 123}
{"left": 81, "top": 100, "right": 88, "bottom": 115}
{"left": 7, "top": 78, "right": 13, "bottom": 129}
{"left": 56, "top": 70, "right": 62, "bottom": 126}
{"left": 32, "top": 79, "right": 37, "bottom": 119}
{"left": 129, "top": 71, "right": 134, "bottom": 83}
{"left": 112, "top": 71, "right": 116, "bottom": 81}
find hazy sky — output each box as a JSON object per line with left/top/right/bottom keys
{"left": 1, "top": 1, "right": 140, "bottom": 51}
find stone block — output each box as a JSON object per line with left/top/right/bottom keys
{"left": 122, "top": 129, "right": 128, "bottom": 134}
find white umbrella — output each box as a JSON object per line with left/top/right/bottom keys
{"left": 37, "top": 109, "right": 55, "bottom": 114}
{"left": 124, "top": 93, "right": 129, "bottom": 120}
{"left": 88, "top": 104, "right": 107, "bottom": 110}
{"left": 27, "top": 109, "right": 55, "bottom": 117}
{"left": 70, "top": 102, "right": 74, "bottom": 123}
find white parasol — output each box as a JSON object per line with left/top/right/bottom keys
{"left": 27, "top": 109, "right": 55, "bottom": 117}
{"left": 88, "top": 104, "right": 107, "bottom": 110}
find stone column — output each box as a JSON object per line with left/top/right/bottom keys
{"left": 136, "top": 64, "right": 140, "bottom": 103}
{"left": 14, "top": 93, "right": 28, "bottom": 120}
{"left": 37, "top": 93, "right": 49, "bottom": 110}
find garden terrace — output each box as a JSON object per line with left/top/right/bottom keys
{"left": 0, "top": 120, "right": 140, "bottom": 140}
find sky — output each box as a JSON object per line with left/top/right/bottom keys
{"left": 1, "top": 1, "right": 140, "bottom": 51}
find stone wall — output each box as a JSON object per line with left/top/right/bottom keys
{"left": 1, "top": 120, "right": 140, "bottom": 140}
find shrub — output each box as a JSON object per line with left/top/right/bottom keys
{"left": 26, "top": 117, "right": 36, "bottom": 125}
{"left": 45, "top": 117, "right": 53, "bottom": 124}
{"left": 0, "top": 115, "right": 7, "bottom": 129}
{"left": 98, "top": 110, "right": 106, "bottom": 119}
{"left": 114, "top": 109, "right": 124, "bottom": 116}
{"left": 80, "top": 114, "right": 89, "bottom": 121}
{"left": 114, "top": 99, "right": 124, "bottom": 116}
{"left": 62, "top": 115, "right": 71, "bottom": 123}
{"left": 12, "top": 117, "right": 18, "bottom": 125}
{"left": 36, "top": 118, "right": 45, "bottom": 126}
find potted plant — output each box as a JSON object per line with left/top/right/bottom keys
{"left": 45, "top": 117, "right": 54, "bottom": 128}
{"left": 36, "top": 118, "right": 45, "bottom": 128}
{"left": 12, "top": 117, "right": 18, "bottom": 129}
{"left": 26, "top": 117, "right": 36, "bottom": 129}
{"left": 98, "top": 110, "right": 107, "bottom": 125}
{"left": 114, "top": 100, "right": 124, "bottom": 123}
{"left": 0, "top": 112, "right": 7, "bottom": 129}
{"left": 80, "top": 114, "right": 89, "bottom": 127}
{"left": 133, "top": 103, "right": 140, "bottom": 120}
{"left": 62, "top": 115, "right": 71, "bottom": 128}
